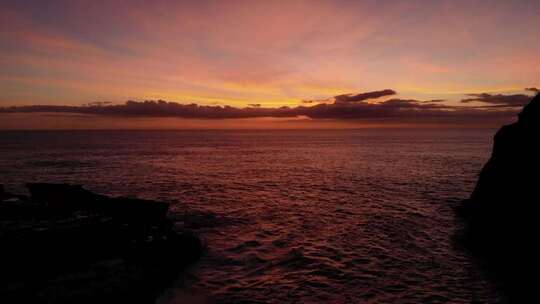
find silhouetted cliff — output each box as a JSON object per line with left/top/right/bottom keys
{"left": 0, "top": 183, "right": 202, "bottom": 303}
{"left": 457, "top": 93, "right": 540, "bottom": 302}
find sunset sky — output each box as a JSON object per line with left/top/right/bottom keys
{"left": 1, "top": 0, "right": 539, "bottom": 128}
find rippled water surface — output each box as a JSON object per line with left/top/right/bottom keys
{"left": 0, "top": 129, "right": 502, "bottom": 303}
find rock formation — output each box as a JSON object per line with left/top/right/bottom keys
{"left": 457, "top": 93, "right": 540, "bottom": 302}
{"left": 0, "top": 183, "right": 202, "bottom": 303}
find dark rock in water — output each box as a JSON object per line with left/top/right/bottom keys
{"left": 457, "top": 93, "right": 540, "bottom": 302}
{"left": 0, "top": 183, "right": 203, "bottom": 304}
{"left": 27, "top": 183, "right": 169, "bottom": 223}
{"left": 0, "top": 184, "right": 19, "bottom": 201}
{"left": 27, "top": 183, "right": 98, "bottom": 207}
{"left": 0, "top": 184, "right": 30, "bottom": 206}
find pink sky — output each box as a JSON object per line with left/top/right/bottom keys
{"left": 1, "top": 0, "right": 539, "bottom": 107}
{"left": 0, "top": 1, "right": 539, "bottom": 129}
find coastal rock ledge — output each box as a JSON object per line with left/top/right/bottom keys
{"left": 457, "top": 93, "right": 540, "bottom": 301}
{"left": 0, "top": 183, "right": 202, "bottom": 304}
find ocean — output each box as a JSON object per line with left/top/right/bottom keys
{"left": 0, "top": 129, "right": 502, "bottom": 303}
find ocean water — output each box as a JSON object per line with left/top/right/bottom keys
{"left": 0, "top": 129, "right": 502, "bottom": 303}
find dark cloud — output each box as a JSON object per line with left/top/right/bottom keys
{"left": 248, "top": 104, "right": 261, "bottom": 107}
{"left": 302, "top": 98, "right": 333, "bottom": 104}
{"left": 1, "top": 90, "right": 529, "bottom": 125}
{"left": 83, "top": 101, "right": 113, "bottom": 107}
{"left": 461, "top": 93, "right": 532, "bottom": 107}
{"left": 333, "top": 89, "right": 396, "bottom": 104}
{"left": 379, "top": 99, "right": 449, "bottom": 109}
{"left": 525, "top": 87, "right": 539, "bottom": 93}
{"left": 0, "top": 98, "right": 517, "bottom": 124}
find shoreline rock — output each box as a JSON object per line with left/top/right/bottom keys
{"left": 457, "top": 93, "right": 540, "bottom": 302}
{"left": 0, "top": 183, "right": 202, "bottom": 303}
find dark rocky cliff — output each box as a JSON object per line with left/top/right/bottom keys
{"left": 0, "top": 183, "right": 202, "bottom": 303}
{"left": 457, "top": 93, "right": 540, "bottom": 302}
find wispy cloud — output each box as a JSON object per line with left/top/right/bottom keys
{"left": 461, "top": 93, "right": 533, "bottom": 107}
{"left": 334, "top": 89, "right": 396, "bottom": 104}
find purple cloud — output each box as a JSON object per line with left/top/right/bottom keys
{"left": 461, "top": 93, "right": 532, "bottom": 107}
{"left": 333, "top": 89, "right": 397, "bottom": 104}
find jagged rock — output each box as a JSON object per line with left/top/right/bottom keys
{"left": 457, "top": 93, "right": 540, "bottom": 302}
{"left": 0, "top": 183, "right": 202, "bottom": 303}
{"left": 27, "top": 183, "right": 169, "bottom": 223}
{"left": 469, "top": 96, "right": 540, "bottom": 205}
{"left": 458, "top": 94, "right": 540, "bottom": 221}
{"left": 0, "top": 184, "right": 21, "bottom": 201}
{"left": 26, "top": 183, "right": 98, "bottom": 206}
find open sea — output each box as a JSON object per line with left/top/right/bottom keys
{"left": 0, "top": 129, "right": 502, "bottom": 303}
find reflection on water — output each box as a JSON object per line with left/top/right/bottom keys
{"left": 0, "top": 129, "right": 502, "bottom": 303}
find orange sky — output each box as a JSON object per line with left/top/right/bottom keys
{"left": 0, "top": 1, "right": 539, "bottom": 128}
